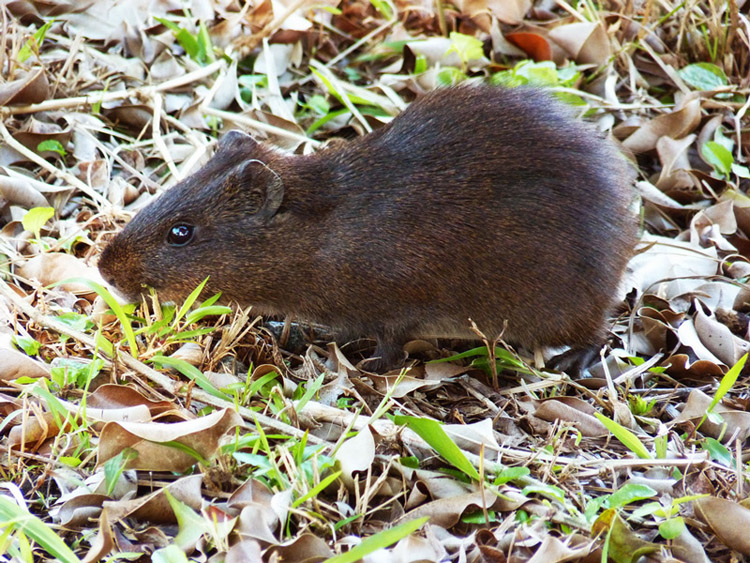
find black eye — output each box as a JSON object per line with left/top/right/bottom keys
{"left": 167, "top": 224, "right": 195, "bottom": 246}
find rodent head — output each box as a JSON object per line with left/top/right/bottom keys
{"left": 98, "top": 130, "right": 286, "bottom": 303}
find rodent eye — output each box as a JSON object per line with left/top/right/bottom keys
{"left": 167, "top": 224, "right": 195, "bottom": 246}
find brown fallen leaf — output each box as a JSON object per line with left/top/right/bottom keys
{"left": 0, "top": 68, "right": 49, "bottom": 105}
{"left": 97, "top": 408, "right": 242, "bottom": 472}
{"left": 0, "top": 348, "right": 50, "bottom": 382}
{"left": 17, "top": 253, "right": 104, "bottom": 295}
{"left": 622, "top": 97, "right": 702, "bottom": 153}
{"left": 264, "top": 533, "right": 334, "bottom": 562}
{"left": 694, "top": 496, "right": 750, "bottom": 555}
{"left": 103, "top": 474, "right": 203, "bottom": 524}
{"left": 548, "top": 22, "right": 610, "bottom": 65}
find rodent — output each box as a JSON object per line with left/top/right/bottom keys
{"left": 98, "top": 85, "right": 637, "bottom": 370}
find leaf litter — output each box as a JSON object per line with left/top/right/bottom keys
{"left": 1, "top": 0, "right": 750, "bottom": 561}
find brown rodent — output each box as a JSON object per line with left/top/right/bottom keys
{"left": 98, "top": 85, "right": 637, "bottom": 370}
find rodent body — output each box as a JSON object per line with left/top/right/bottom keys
{"left": 98, "top": 85, "right": 637, "bottom": 368}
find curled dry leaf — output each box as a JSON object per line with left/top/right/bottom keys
{"left": 97, "top": 408, "right": 242, "bottom": 472}
{"left": 548, "top": 22, "right": 610, "bottom": 65}
{"left": 0, "top": 68, "right": 50, "bottom": 105}
{"left": 335, "top": 424, "right": 376, "bottom": 489}
{"left": 694, "top": 496, "right": 750, "bottom": 555}
{"left": 87, "top": 384, "right": 175, "bottom": 417}
{"left": 0, "top": 174, "right": 50, "bottom": 209}
{"left": 527, "top": 535, "right": 594, "bottom": 563}
{"left": 693, "top": 306, "right": 750, "bottom": 366}
{"left": 444, "top": 418, "right": 500, "bottom": 455}
{"left": 80, "top": 506, "right": 114, "bottom": 563}
{"left": 532, "top": 398, "right": 608, "bottom": 437}
{"left": 505, "top": 31, "right": 552, "bottom": 61}
{"left": 673, "top": 388, "right": 750, "bottom": 441}
{"left": 622, "top": 98, "right": 702, "bottom": 153}
{"left": 0, "top": 348, "right": 50, "bottom": 382}
{"left": 264, "top": 533, "right": 334, "bottom": 561}
{"left": 17, "top": 253, "right": 105, "bottom": 295}
{"left": 56, "top": 493, "right": 108, "bottom": 527}
{"left": 390, "top": 529, "right": 447, "bottom": 562}
{"left": 405, "top": 488, "right": 527, "bottom": 528}
{"left": 103, "top": 474, "right": 203, "bottom": 525}
{"left": 224, "top": 540, "right": 263, "bottom": 563}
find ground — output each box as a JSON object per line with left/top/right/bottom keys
{"left": 1, "top": 1, "right": 750, "bottom": 562}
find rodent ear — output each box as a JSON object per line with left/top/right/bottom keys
{"left": 237, "top": 160, "right": 285, "bottom": 218}
{"left": 217, "top": 130, "right": 258, "bottom": 153}
{"left": 262, "top": 173, "right": 284, "bottom": 217}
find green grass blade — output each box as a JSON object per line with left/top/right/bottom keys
{"left": 57, "top": 277, "right": 138, "bottom": 356}
{"left": 393, "top": 415, "right": 480, "bottom": 480}
{"left": 324, "top": 516, "right": 429, "bottom": 563}
{"left": 0, "top": 496, "right": 81, "bottom": 563}
{"left": 594, "top": 413, "right": 653, "bottom": 459}
{"left": 172, "top": 277, "right": 209, "bottom": 328}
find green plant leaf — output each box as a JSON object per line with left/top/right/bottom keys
{"left": 58, "top": 278, "right": 138, "bottom": 356}
{"left": 149, "top": 355, "right": 229, "bottom": 400}
{"left": 37, "top": 139, "right": 66, "bottom": 156}
{"left": 521, "top": 483, "right": 566, "bottom": 503}
{"left": 18, "top": 20, "right": 54, "bottom": 63}
{"left": 172, "top": 277, "right": 210, "bottom": 328}
{"left": 658, "top": 516, "right": 685, "bottom": 540}
{"left": 324, "top": 516, "right": 429, "bottom": 563}
{"left": 702, "top": 437, "right": 734, "bottom": 466}
{"left": 22, "top": 207, "right": 55, "bottom": 239}
{"left": 702, "top": 141, "right": 733, "bottom": 176}
{"left": 392, "top": 415, "right": 480, "bottom": 480}
{"left": 14, "top": 335, "right": 41, "bottom": 356}
{"left": 607, "top": 483, "right": 658, "bottom": 509}
{"left": 447, "top": 32, "right": 484, "bottom": 65}
{"left": 594, "top": 412, "right": 653, "bottom": 459}
{"left": 678, "top": 62, "right": 728, "bottom": 91}
{"left": 0, "top": 496, "right": 81, "bottom": 563}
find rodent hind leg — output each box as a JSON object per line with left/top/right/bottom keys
{"left": 357, "top": 327, "right": 409, "bottom": 372}
{"left": 547, "top": 345, "right": 603, "bottom": 377}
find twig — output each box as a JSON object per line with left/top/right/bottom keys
{"left": 0, "top": 278, "right": 326, "bottom": 445}
{"left": 1, "top": 59, "right": 226, "bottom": 116}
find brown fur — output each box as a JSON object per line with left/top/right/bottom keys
{"left": 98, "top": 85, "right": 637, "bottom": 367}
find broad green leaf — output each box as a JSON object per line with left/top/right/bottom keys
{"left": 292, "top": 470, "right": 342, "bottom": 508}
{"left": 658, "top": 517, "right": 685, "bottom": 540}
{"left": 607, "top": 483, "right": 658, "bottom": 509}
{"left": 436, "top": 67, "right": 467, "bottom": 86}
{"left": 393, "top": 415, "right": 480, "bottom": 481}
{"left": 521, "top": 483, "right": 566, "bottom": 503}
{"left": 678, "top": 62, "right": 728, "bottom": 91}
{"left": 594, "top": 413, "right": 653, "bottom": 459}
{"left": 22, "top": 207, "right": 54, "bottom": 239}
{"left": 702, "top": 141, "right": 733, "bottom": 176}
{"left": 164, "top": 490, "right": 211, "bottom": 551}
{"left": 493, "top": 466, "right": 530, "bottom": 485}
{"left": 708, "top": 353, "right": 747, "bottom": 412}
{"left": 172, "top": 278, "right": 210, "bottom": 328}
{"left": 447, "top": 32, "right": 484, "bottom": 65}
{"left": 324, "top": 517, "right": 429, "bottom": 563}
{"left": 37, "top": 140, "right": 66, "bottom": 156}
{"left": 14, "top": 335, "right": 41, "bottom": 355}
{"left": 702, "top": 437, "right": 734, "bottom": 466}
{"left": 369, "top": 0, "right": 393, "bottom": 19}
